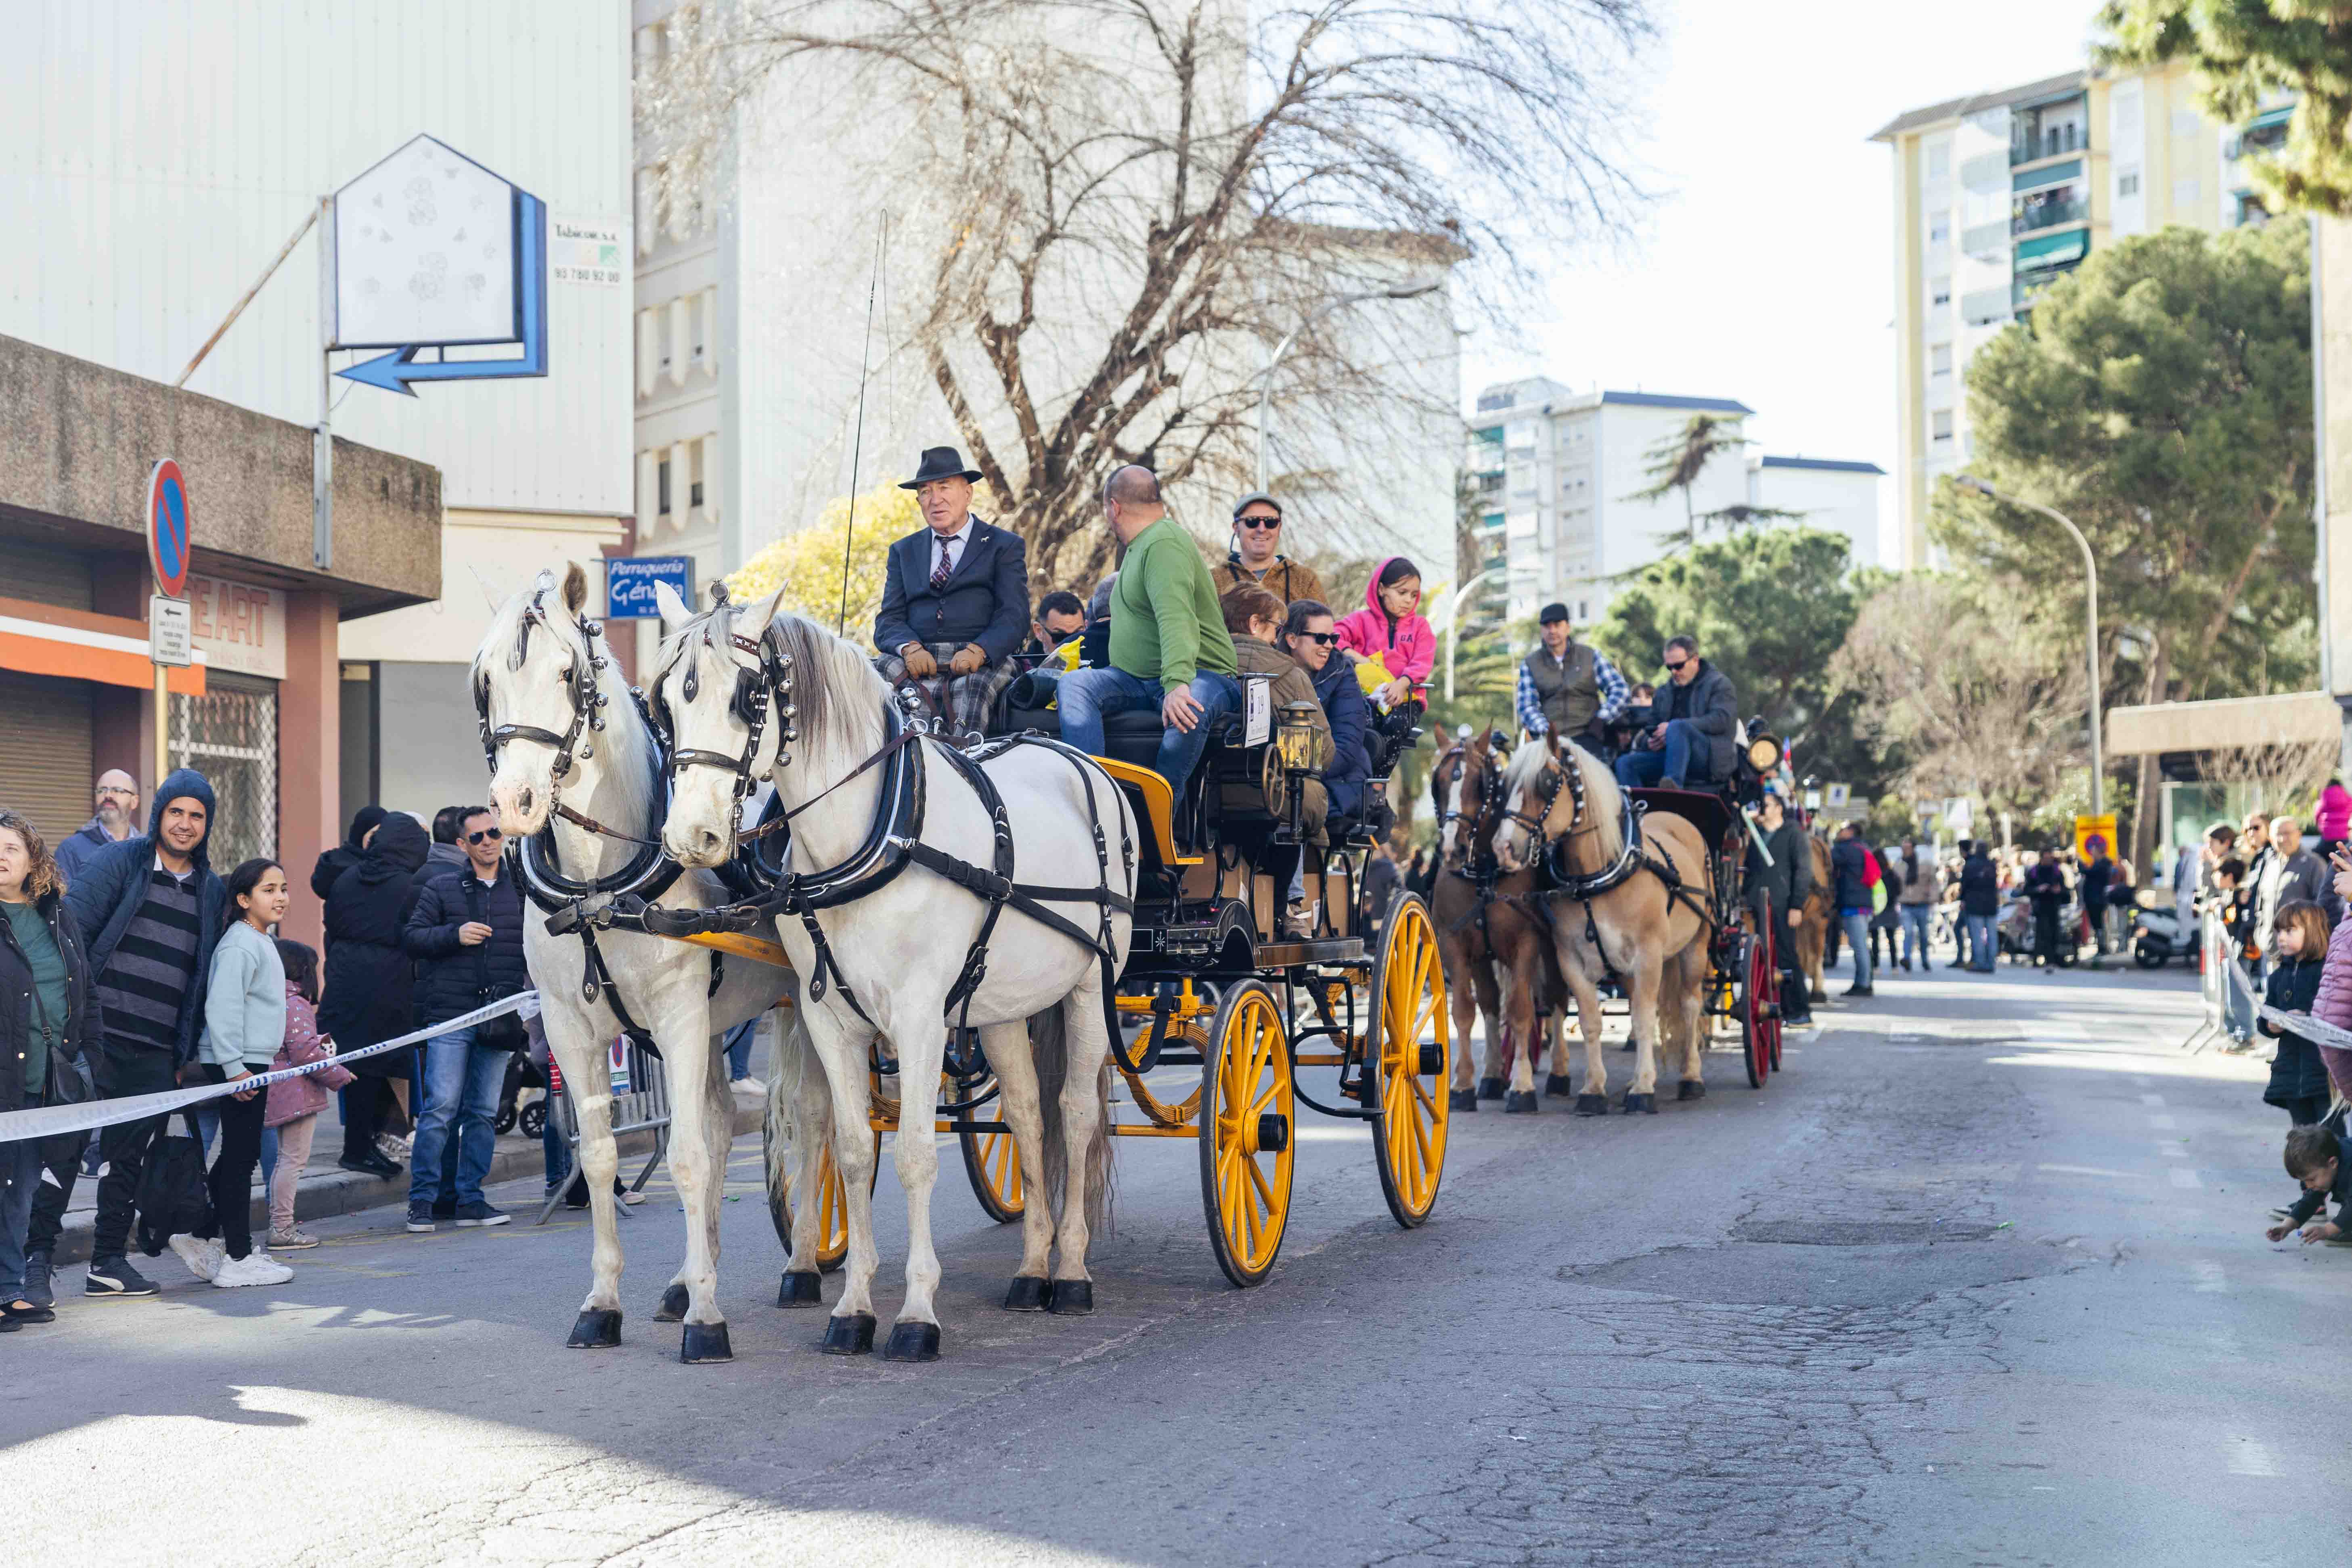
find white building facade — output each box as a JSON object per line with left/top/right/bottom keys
{"left": 2, "top": 0, "right": 636, "bottom": 822}
{"left": 1747, "top": 456, "right": 1885, "bottom": 571}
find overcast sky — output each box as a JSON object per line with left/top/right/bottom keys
{"left": 1458, "top": 0, "right": 2110, "bottom": 485}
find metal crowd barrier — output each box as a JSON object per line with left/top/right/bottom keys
{"left": 533, "top": 1040, "right": 671, "bottom": 1225}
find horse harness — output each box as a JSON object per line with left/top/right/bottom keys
{"left": 1510, "top": 747, "right": 1717, "bottom": 978}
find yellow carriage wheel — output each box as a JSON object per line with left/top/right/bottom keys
{"left": 1198, "top": 981, "right": 1296, "bottom": 1288}
{"left": 765, "top": 1118, "right": 878, "bottom": 1275}
{"left": 959, "top": 1126, "right": 1025, "bottom": 1223}
{"left": 1369, "top": 894, "right": 1451, "bottom": 1229}
{"left": 1121, "top": 1018, "right": 1207, "bottom": 1127}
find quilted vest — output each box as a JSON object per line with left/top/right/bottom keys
{"left": 1525, "top": 642, "right": 1599, "bottom": 736}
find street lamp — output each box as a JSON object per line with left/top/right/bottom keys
{"left": 1956, "top": 475, "right": 2101, "bottom": 819}
{"left": 1440, "top": 567, "right": 1502, "bottom": 703}
{"left": 1256, "top": 278, "right": 1445, "bottom": 492}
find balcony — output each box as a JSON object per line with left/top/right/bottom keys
{"left": 2011, "top": 123, "right": 2087, "bottom": 165}
{"left": 2013, "top": 196, "right": 2087, "bottom": 234}
{"left": 2013, "top": 265, "right": 2081, "bottom": 312}
{"left": 1961, "top": 285, "right": 2013, "bottom": 327}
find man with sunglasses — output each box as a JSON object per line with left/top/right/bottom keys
{"left": 401, "top": 808, "right": 526, "bottom": 1231}
{"left": 1211, "top": 492, "right": 1324, "bottom": 608}
{"left": 1612, "top": 634, "right": 1738, "bottom": 793}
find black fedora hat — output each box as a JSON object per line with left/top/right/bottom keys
{"left": 900, "top": 446, "right": 985, "bottom": 490}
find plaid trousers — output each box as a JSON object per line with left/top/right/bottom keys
{"left": 875, "top": 644, "right": 1018, "bottom": 734}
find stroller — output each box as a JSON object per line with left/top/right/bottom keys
{"left": 492, "top": 1049, "right": 551, "bottom": 1139}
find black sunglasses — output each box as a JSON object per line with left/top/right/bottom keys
{"left": 1662, "top": 658, "right": 1688, "bottom": 674}
{"left": 1236, "top": 515, "right": 1281, "bottom": 530}
{"left": 1297, "top": 630, "right": 1338, "bottom": 646}
{"left": 466, "top": 828, "right": 504, "bottom": 844}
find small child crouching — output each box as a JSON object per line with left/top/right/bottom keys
{"left": 2267, "top": 1124, "right": 2352, "bottom": 1244}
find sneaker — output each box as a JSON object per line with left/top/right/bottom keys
{"left": 267, "top": 1227, "right": 321, "bottom": 1250}
{"left": 84, "top": 1256, "right": 158, "bottom": 1297}
{"left": 339, "top": 1153, "right": 402, "bottom": 1179}
{"left": 212, "top": 1252, "right": 293, "bottom": 1289}
{"left": 168, "top": 1234, "right": 226, "bottom": 1283}
{"left": 376, "top": 1133, "right": 413, "bottom": 1164}
{"left": 1283, "top": 901, "right": 1317, "bottom": 939}
{"left": 21, "top": 1250, "right": 53, "bottom": 1311}
{"left": 405, "top": 1203, "right": 437, "bottom": 1233}
{"left": 619, "top": 1187, "right": 645, "bottom": 1207}
{"left": 455, "top": 1202, "right": 511, "bottom": 1228}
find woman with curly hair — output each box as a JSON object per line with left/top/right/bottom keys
{"left": 0, "top": 812, "right": 100, "bottom": 1327}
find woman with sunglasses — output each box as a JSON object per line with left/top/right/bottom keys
{"left": 1277, "top": 599, "right": 1372, "bottom": 829}
{"left": 1212, "top": 492, "right": 1325, "bottom": 609}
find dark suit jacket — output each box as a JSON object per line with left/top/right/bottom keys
{"left": 872, "top": 517, "right": 1029, "bottom": 663}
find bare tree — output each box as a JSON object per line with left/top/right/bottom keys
{"left": 641, "top": 0, "right": 1652, "bottom": 590}
{"left": 2202, "top": 739, "right": 2339, "bottom": 819}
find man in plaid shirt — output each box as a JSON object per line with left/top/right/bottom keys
{"left": 1514, "top": 603, "right": 1628, "bottom": 757}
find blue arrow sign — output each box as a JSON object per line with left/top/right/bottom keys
{"left": 338, "top": 192, "right": 548, "bottom": 398}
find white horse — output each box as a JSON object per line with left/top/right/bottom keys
{"left": 650, "top": 582, "right": 1136, "bottom": 1362}
{"left": 475, "top": 565, "right": 797, "bottom": 1361}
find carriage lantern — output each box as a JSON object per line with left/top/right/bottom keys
{"left": 1276, "top": 701, "right": 1322, "bottom": 775}
{"left": 1745, "top": 733, "right": 1783, "bottom": 773}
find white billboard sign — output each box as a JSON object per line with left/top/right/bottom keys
{"left": 333, "top": 134, "right": 521, "bottom": 350}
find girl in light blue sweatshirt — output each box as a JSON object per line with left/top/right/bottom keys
{"left": 171, "top": 859, "right": 296, "bottom": 1289}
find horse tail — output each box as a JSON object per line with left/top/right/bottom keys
{"left": 1031, "top": 999, "right": 1116, "bottom": 1239}
{"left": 765, "top": 1005, "right": 812, "bottom": 1220}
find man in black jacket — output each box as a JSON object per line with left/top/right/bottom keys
{"left": 1613, "top": 634, "right": 1737, "bottom": 792}
{"left": 1957, "top": 841, "right": 2000, "bottom": 972}
{"left": 1744, "top": 790, "right": 1814, "bottom": 1024}
{"left": 872, "top": 445, "right": 1030, "bottom": 737}
{"left": 401, "top": 809, "right": 527, "bottom": 1232}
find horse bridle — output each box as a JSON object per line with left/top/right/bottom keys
{"left": 472, "top": 580, "right": 613, "bottom": 799}
{"left": 658, "top": 587, "right": 801, "bottom": 821}
{"left": 1436, "top": 745, "right": 1505, "bottom": 874}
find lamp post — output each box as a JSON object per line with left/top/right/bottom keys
{"left": 1957, "top": 476, "right": 2101, "bottom": 819}
{"left": 1256, "top": 279, "right": 1445, "bottom": 492}
{"left": 1441, "top": 567, "right": 1502, "bottom": 703}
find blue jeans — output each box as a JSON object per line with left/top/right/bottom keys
{"left": 723, "top": 1019, "right": 757, "bottom": 1082}
{"left": 1613, "top": 719, "right": 1701, "bottom": 790}
{"left": 1841, "top": 909, "right": 1873, "bottom": 988}
{"left": 1962, "top": 912, "right": 1996, "bottom": 971}
{"left": 409, "top": 1026, "right": 510, "bottom": 1209}
{"left": 1056, "top": 666, "right": 1242, "bottom": 803}
{"left": 0, "top": 1136, "right": 40, "bottom": 1298}
{"left": 1900, "top": 903, "right": 1933, "bottom": 966}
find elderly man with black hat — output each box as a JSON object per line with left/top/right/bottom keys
{"left": 872, "top": 445, "right": 1031, "bottom": 737}
{"left": 1514, "top": 601, "right": 1629, "bottom": 758}
{"left": 1210, "top": 491, "right": 1324, "bottom": 608}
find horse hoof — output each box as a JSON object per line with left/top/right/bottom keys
{"left": 1544, "top": 1073, "right": 1575, "bottom": 1097}
{"left": 1047, "top": 1279, "right": 1095, "bottom": 1316}
{"left": 1448, "top": 1089, "right": 1479, "bottom": 1112}
{"left": 1677, "top": 1080, "right": 1705, "bottom": 1101}
{"left": 1575, "top": 1094, "right": 1608, "bottom": 1117}
{"left": 1504, "top": 1090, "right": 1537, "bottom": 1114}
{"left": 681, "top": 1321, "right": 733, "bottom": 1363}
{"left": 566, "top": 1308, "right": 622, "bottom": 1349}
{"left": 820, "top": 1312, "right": 877, "bottom": 1355}
{"left": 776, "top": 1270, "right": 823, "bottom": 1308}
{"left": 1623, "top": 1092, "right": 1657, "bottom": 1115}
{"left": 1004, "top": 1275, "right": 1053, "bottom": 1312}
{"left": 882, "top": 1321, "right": 942, "bottom": 1362}
{"left": 655, "top": 1282, "right": 689, "bottom": 1322}
{"left": 1477, "top": 1076, "right": 1504, "bottom": 1101}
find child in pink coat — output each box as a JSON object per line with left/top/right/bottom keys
{"left": 1334, "top": 556, "right": 1435, "bottom": 713}
{"left": 2308, "top": 852, "right": 2352, "bottom": 1103}
{"left": 262, "top": 939, "right": 353, "bottom": 1250}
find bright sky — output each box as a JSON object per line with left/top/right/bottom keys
{"left": 1459, "top": 0, "right": 2109, "bottom": 509}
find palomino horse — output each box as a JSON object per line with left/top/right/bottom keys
{"left": 1429, "top": 736, "right": 1565, "bottom": 1114}
{"left": 1491, "top": 737, "right": 1714, "bottom": 1113}
{"left": 474, "top": 565, "right": 797, "bottom": 1362}
{"left": 651, "top": 584, "right": 1136, "bottom": 1363}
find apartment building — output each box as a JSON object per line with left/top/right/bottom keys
{"left": 1872, "top": 60, "right": 2289, "bottom": 567}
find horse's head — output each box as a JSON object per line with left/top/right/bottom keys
{"left": 652, "top": 581, "right": 790, "bottom": 869}
{"left": 475, "top": 564, "right": 610, "bottom": 839}
{"left": 1492, "top": 735, "right": 1570, "bottom": 874}
{"left": 1436, "top": 733, "right": 1497, "bottom": 868}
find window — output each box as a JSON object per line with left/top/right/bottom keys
{"left": 1930, "top": 343, "right": 1952, "bottom": 377}
{"left": 1931, "top": 410, "right": 1954, "bottom": 444}
{"left": 1929, "top": 216, "right": 1950, "bottom": 244}
{"left": 2117, "top": 170, "right": 2140, "bottom": 197}
{"left": 1931, "top": 276, "right": 1952, "bottom": 307}
{"left": 1577, "top": 600, "right": 1590, "bottom": 621}
{"left": 658, "top": 459, "right": 672, "bottom": 515}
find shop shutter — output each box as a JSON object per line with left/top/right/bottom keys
{"left": 3, "top": 546, "right": 94, "bottom": 611}
{"left": 0, "top": 669, "right": 95, "bottom": 843}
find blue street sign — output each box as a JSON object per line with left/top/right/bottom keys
{"left": 605, "top": 556, "right": 695, "bottom": 619}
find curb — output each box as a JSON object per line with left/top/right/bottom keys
{"left": 42, "top": 1088, "right": 767, "bottom": 1269}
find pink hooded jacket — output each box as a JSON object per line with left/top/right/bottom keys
{"left": 2308, "top": 916, "right": 2352, "bottom": 1101}
{"left": 2318, "top": 781, "right": 2352, "bottom": 842}
{"left": 1333, "top": 557, "right": 1436, "bottom": 692}
{"left": 264, "top": 985, "right": 355, "bottom": 1129}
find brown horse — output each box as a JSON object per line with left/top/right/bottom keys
{"left": 1793, "top": 833, "right": 1834, "bottom": 1002}
{"left": 1428, "top": 737, "right": 1566, "bottom": 1114}
{"left": 1492, "top": 737, "right": 1715, "bottom": 1114}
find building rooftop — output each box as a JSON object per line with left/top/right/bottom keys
{"left": 1867, "top": 69, "right": 2087, "bottom": 142}
{"left": 1756, "top": 455, "right": 1886, "bottom": 475}
{"left": 1598, "top": 390, "right": 1754, "bottom": 415}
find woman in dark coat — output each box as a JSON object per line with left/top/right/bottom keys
{"left": 0, "top": 811, "right": 98, "bottom": 1324}
{"left": 311, "top": 804, "right": 387, "bottom": 903}
{"left": 320, "top": 812, "right": 427, "bottom": 1175}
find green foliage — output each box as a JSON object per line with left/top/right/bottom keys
{"left": 2027, "top": 768, "right": 2138, "bottom": 848}
{"left": 2099, "top": 0, "right": 2352, "bottom": 217}
{"left": 1397, "top": 615, "right": 1524, "bottom": 833}
{"left": 1932, "top": 221, "right": 2316, "bottom": 707}
{"left": 1590, "top": 527, "right": 1883, "bottom": 792}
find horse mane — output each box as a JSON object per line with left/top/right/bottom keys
{"left": 653, "top": 601, "right": 886, "bottom": 772}
{"left": 1501, "top": 739, "right": 1625, "bottom": 865}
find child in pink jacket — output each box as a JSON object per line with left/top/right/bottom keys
{"left": 1335, "top": 556, "right": 1435, "bottom": 713}
{"left": 2308, "top": 854, "right": 2352, "bottom": 1104}
{"left": 262, "top": 939, "right": 354, "bottom": 1250}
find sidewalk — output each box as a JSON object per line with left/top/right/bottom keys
{"left": 43, "top": 1083, "right": 769, "bottom": 1267}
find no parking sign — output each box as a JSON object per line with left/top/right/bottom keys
{"left": 147, "top": 458, "right": 191, "bottom": 598}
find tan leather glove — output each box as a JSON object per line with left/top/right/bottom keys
{"left": 901, "top": 644, "right": 938, "bottom": 679}
{"left": 949, "top": 644, "right": 987, "bottom": 676}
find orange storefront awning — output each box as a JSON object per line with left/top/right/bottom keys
{"left": 0, "top": 595, "right": 205, "bottom": 696}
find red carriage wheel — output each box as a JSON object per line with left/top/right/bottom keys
{"left": 1740, "top": 928, "right": 1773, "bottom": 1089}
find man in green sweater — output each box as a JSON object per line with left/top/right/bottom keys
{"left": 1057, "top": 465, "right": 1241, "bottom": 820}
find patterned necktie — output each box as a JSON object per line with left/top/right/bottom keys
{"left": 931, "top": 535, "right": 955, "bottom": 590}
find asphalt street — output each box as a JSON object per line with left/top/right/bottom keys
{"left": 8, "top": 957, "right": 2339, "bottom": 1567}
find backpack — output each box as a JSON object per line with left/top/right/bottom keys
{"left": 133, "top": 1115, "right": 213, "bottom": 1256}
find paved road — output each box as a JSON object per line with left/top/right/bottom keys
{"left": 10, "top": 960, "right": 2337, "bottom": 1566}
